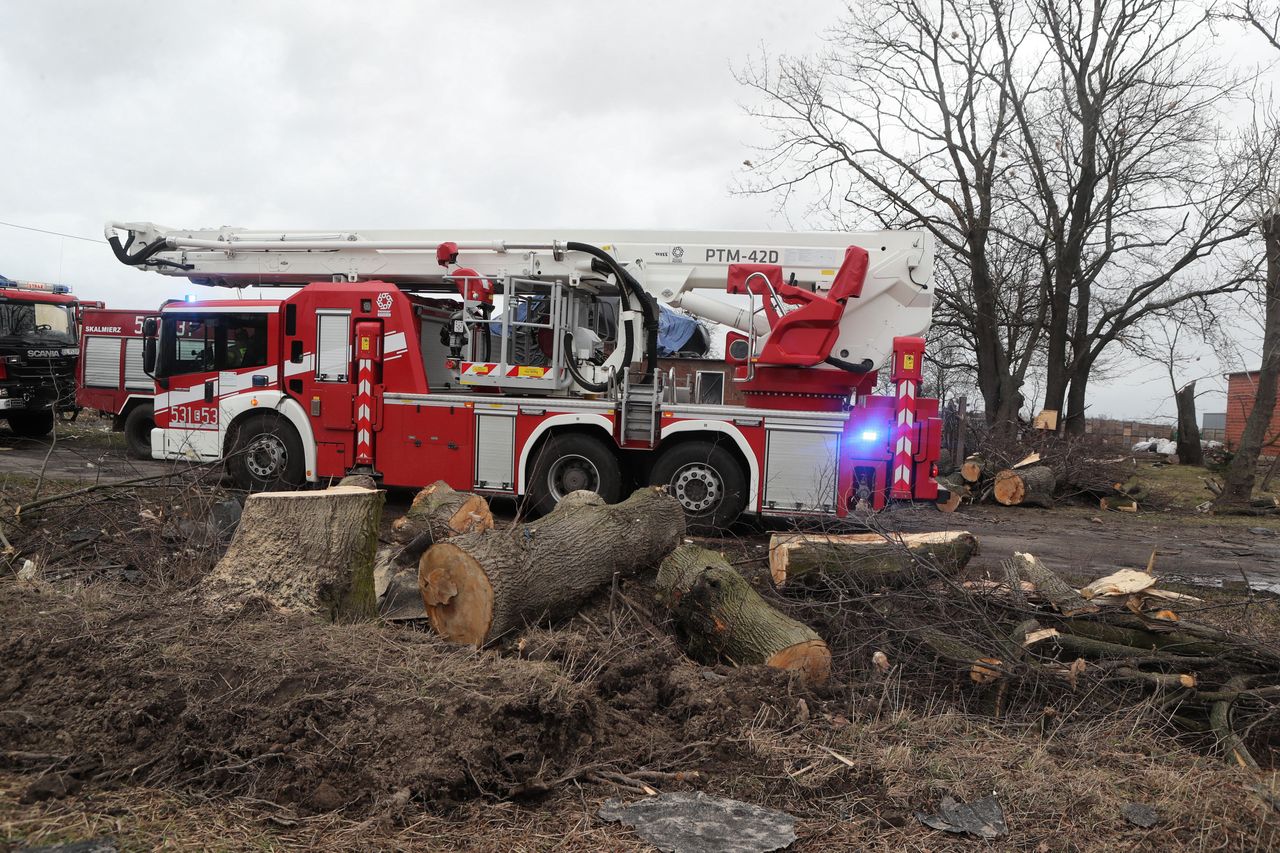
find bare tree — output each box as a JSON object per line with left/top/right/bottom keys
{"left": 738, "top": 0, "right": 1045, "bottom": 434}
{"left": 992, "top": 0, "right": 1257, "bottom": 433}
{"left": 1216, "top": 17, "right": 1280, "bottom": 509}
{"left": 1126, "top": 304, "right": 1222, "bottom": 466}
{"left": 742, "top": 0, "right": 1254, "bottom": 436}
{"left": 1228, "top": 0, "right": 1280, "bottom": 51}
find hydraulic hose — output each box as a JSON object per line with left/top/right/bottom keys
{"left": 107, "top": 231, "right": 170, "bottom": 266}
{"left": 563, "top": 333, "right": 609, "bottom": 393}
{"left": 566, "top": 241, "right": 658, "bottom": 382}
{"left": 824, "top": 355, "right": 876, "bottom": 374}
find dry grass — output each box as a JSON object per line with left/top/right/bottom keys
{"left": 5, "top": 464, "right": 1280, "bottom": 850}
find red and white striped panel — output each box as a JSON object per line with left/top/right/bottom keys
{"left": 891, "top": 377, "right": 917, "bottom": 499}
{"left": 355, "top": 357, "right": 374, "bottom": 465}
{"left": 889, "top": 337, "right": 925, "bottom": 500}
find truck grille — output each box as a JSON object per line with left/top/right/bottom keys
{"left": 8, "top": 358, "right": 77, "bottom": 407}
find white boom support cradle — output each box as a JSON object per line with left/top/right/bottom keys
{"left": 106, "top": 222, "right": 934, "bottom": 377}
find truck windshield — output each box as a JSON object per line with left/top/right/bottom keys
{"left": 156, "top": 313, "right": 269, "bottom": 378}
{"left": 0, "top": 300, "right": 75, "bottom": 344}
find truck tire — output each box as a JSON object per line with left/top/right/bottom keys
{"left": 525, "top": 432, "right": 622, "bottom": 517}
{"left": 123, "top": 403, "right": 155, "bottom": 459}
{"left": 226, "top": 413, "right": 306, "bottom": 492}
{"left": 6, "top": 410, "right": 54, "bottom": 438}
{"left": 649, "top": 441, "right": 747, "bottom": 534}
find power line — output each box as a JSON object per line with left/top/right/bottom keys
{"left": 0, "top": 219, "right": 105, "bottom": 244}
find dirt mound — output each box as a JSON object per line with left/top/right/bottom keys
{"left": 0, "top": 582, "right": 808, "bottom": 819}
{"left": 0, "top": 591, "right": 598, "bottom": 814}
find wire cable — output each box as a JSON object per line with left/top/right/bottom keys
{"left": 0, "top": 220, "right": 105, "bottom": 244}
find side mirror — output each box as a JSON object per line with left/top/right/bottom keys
{"left": 142, "top": 335, "right": 157, "bottom": 376}
{"left": 142, "top": 317, "right": 157, "bottom": 337}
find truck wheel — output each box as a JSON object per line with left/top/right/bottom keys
{"left": 123, "top": 403, "right": 155, "bottom": 459}
{"left": 226, "top": 414, "right": 305, "bottom": 492}
{"left": 649, "top": 441, "right": 747, "bottom": 534}
{"left": 525, "top": 432, "right": 622, "bottom": 517}
{"left": 6, "top": 410, "right": 54, "bottom": 438}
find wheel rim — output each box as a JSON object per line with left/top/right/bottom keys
{"left": 546, "top": 453, "right": 600, "bottom": 500}
{"left": 245, "top": 434, "right": 287, "bottom": 480}
{"left": 670, "top": 462, "right": 723, "bottom": 515}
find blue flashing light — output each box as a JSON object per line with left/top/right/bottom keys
{"left": 860, "top": 429, "right": 879, "bottom": 442}
{"left": 184, "top": 294, "right": 196, "bottom": 302}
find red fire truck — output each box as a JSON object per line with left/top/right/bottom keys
{"left": 0, "top": 275, "right": 83, "bottom": 437}
{"left": 75, "top": 307, "right": 156, "bottom": 457}
{"left": 106, "top": 224, "right": 941, "bottom": 529}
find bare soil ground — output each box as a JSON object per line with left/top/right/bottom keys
{"left": 1, "top": 428, "right": 1278, "bottom": 851}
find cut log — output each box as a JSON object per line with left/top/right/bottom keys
{"left": 377, "top": 483, "right": 495, "bottom": 622}
{"left": 936, "top": 488, "right": 964, "bottom": 513}
{"left": 768, "top": 531, "right": 978, "bottom": 588}
{"left": 1011, "top": 552, "right": 1098, "bottom": 616}
{"left": 201, "top": 484, "right": 385, "bottom": 621}
{"left": 961, "top": 455, "right": 988, "bottom": 484}
{"left": 419, "top": 487, "right": 684, "bottom": 645}
{"left": 392, "top": 480, "right": 494, "bottom": 547}
{"left": 993, "top": 465, "right": 1056, "bottom": 508}
{"left": 656, "top": 544, "right": 830, "bottom": 685}
{"left": 1100, "top": 496, "right": 1138, "bottom": 513}
{"left": 935, "top": 476, "right": 968, "bottom": 513}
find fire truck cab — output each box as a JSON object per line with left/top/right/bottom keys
{"left": 0, "top": 276, "right": 82, "bottom": 437}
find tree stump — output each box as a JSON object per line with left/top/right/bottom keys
{"left": 656, "top": 545, "right": 830, "bottom": 685}
{"left": 768, "top": 531, "right": 978, "bottom": 588}
{"left": 419, "top": 486, "right": 685, "bottom": 645}
{"left": 201, "top": 484, "right": 385, "bottom": 621}
{"left": 993, "top": 465, "right": 1056, "bottom": 508}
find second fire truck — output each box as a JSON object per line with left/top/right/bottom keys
{"left": 106, "top": 223, "right": 941, "bottom": 530}
{"left": 0, "top": 275, "right": 82, "bottom": 437}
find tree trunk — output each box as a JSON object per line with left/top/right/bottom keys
{"left": 768, "top": 531, "right": 979, "bottom": 588}
{"left": 201, "top": 484, "right": 385, "bottom": 621}
{"left": 657, "top": 544, "right": 830, "bottom": 685}
{"left": 1063, "top": 360, "right": 1090, "bottom": 436}
{"left": 1218, "top": 213, "right": 1280, "bottom": 511}
{"left": 379, "top": 483, "right": 494, "bottom": 622}
{"left": 992, "top": 465, "right": 1056, "bottom": 508}
{"left": 418, "top": 487, "right": 685, "bottom": 645}
{"left": 1175, "top": 381, "right": 1204, "bottom": 466}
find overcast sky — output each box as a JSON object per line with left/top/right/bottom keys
{"left": 0, "top": 0, "right": 1273, "bottom": 425}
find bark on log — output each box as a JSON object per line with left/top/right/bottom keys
{"left": 419, "top": 487, "right": 684, "bottom": 645}
{"left": 656, "top": 544, "right": 830, "bottom": 685}
{"left": 1011, "top": 552, "right": 1098, "bottom": 616}
{"left": 392, "top": 480, "right": 494, "bottom": 547}
{"left": 993, "top": 465, "right": 1056, "bottom": 508}
{"left": 201, "top": 484, "right": 385, "bottom": 620}
{"left": 768, "top": 531, "right": 978, "bottom": 588}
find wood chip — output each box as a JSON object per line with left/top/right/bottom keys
{"left": 1080, "top": 569, "right": 1157, "bottom": 599}
{"left": 1022, "top": 628, "right": 1060, "bottom": 647}
{"left": 816, "top": 744, "right": 857, "bottom": 767}
{"left": 1012, "top": 452, "right": 1042, "bottom": 469}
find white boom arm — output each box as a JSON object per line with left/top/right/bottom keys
{"left": 107, "top": 222, "right": 933, "bottom": 375}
